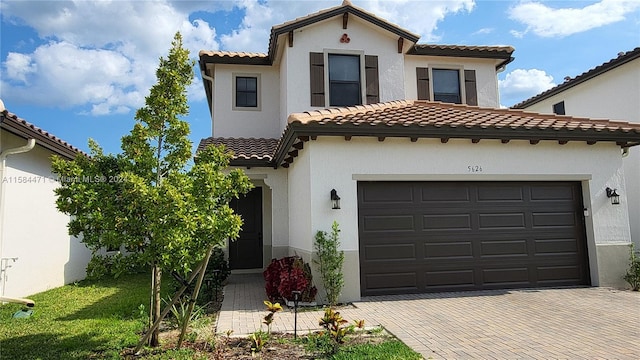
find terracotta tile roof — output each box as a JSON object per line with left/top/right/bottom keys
{"left": 408, "top": 44, "right": 515, "bottom": 70}
{"left": 288, "top": 100, "right": 639, "bottom": 134}
{"left": 197, "top": 137, "right": 279, "bottom": 166}
{"left": 199, "top": 101, "right": 640, "bottom": 168}
{"left": 273, "top": 100, "right": 640, "bottom": 167}
{"left": 198, "top": 50, "right": 270, "bottom": 65}
{"left": 512, "top": 47, "right": 640, "bottom": 109}
{"left": 1, "top": 109, "right": 84, "bottom": 160}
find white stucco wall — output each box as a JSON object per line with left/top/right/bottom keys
{"left": 520, "top": 59, "right": 640, "bottom": 248}
{"left": 289, "top": 137, "right": 631, "bottom": 300}
{"left": 403, "top": 56, "right": 500, "bottom": 108}
{"left": 1, "top": 133, "right": 91, "bottom": 298}
{"left": 281, "top": 16, "right": 407, "bottom": 118}
{"left": 212, "top": 64, "right": 281, "bottom": 138}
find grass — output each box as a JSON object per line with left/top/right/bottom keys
{"left": 0, "top": 273, "right": 160, "bottom": 359}
{"left": 331, "top": 339, "right": 423, "bottom": 359}
{"left": 1, "top": 274, "right": 422, "bottom": 359}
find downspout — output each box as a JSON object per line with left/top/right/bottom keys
{"left": 201, "top": 70, "right": 215, "bottom": 136}
{"left": 0, "top": 103, "right": 37, "bottom": 297}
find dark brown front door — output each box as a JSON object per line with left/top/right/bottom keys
{"left": 358, "top": 181, "right": 590, "bottom": 296}
{"left": 229, "top": 187, "right": 263, "bottom": 270}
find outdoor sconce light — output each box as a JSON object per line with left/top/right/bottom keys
{"left": 330, "top": 189, "right": 341, "bottom": 209}
{"left": 606, "top": 187, "right": 620, "bottom": 205}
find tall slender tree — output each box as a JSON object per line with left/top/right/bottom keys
{"left": 52, "top": 33, "right": 252, "bottom": 346}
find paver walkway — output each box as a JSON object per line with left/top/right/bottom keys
{"left": 216, "top": 274, "right": 640, "bottom": 359}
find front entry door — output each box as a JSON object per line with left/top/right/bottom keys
{"left": 229, "top": 187, "right": 263, "bottom": 269}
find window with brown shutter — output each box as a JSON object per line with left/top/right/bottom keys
{"left": 464, "top": 69, "right": 478, "bottom": 106}
{"left": 365, "top": 55, "right": 379, "bottom": 104}
{"left": 310, "top": 52, "right": 325, "bottom": 106}
{"left": 416, "top": 67, "right": 430, "bottom": 100}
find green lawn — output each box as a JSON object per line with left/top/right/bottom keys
{"left": 0, "top": 274, "right": 151, "bottom": 360}
{"left": 1, "top": 274, "right": 422, "bottom": 359}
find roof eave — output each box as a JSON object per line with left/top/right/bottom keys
{"left": 1, "top": 115, "right": 80, "bottom": 160}
{"left": 273, "top": 123, "right": 640, "bottom": 167}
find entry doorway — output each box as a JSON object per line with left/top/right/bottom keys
{"left": 229, "top": 187, "right": 263, "bottom": 269}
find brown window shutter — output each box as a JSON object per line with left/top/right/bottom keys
{"left": 464, "top": 69, "right": 478, "bottom": 106}
{"left": 416, "top": 67, "right": 430, "bottom": 100}
{"left": 365, "top": 55, "right": 379, "bottom": 104}
{"left": 310, "top": 52, "right": 325, "bottom": 107}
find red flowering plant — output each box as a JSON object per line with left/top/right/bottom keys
{"left": 263, "top": 256, "right": 317, "bottom": 303}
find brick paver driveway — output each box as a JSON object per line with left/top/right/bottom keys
{"left": 217, "top": 275, "right": 639, "bottom": 359}
{"left": 356, "top": 287, "right": 639, "bottom": 359}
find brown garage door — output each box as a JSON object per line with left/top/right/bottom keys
{"left": 358, "top": 181, "right": 590, "bottom": 296}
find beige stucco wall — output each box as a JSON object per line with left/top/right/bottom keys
{"left": 211, "top": 64, "right": 281, "bottom": 138}
{"left": 283, "top": 137, "right": 632, "bottom": 301}
{"left": 0, "top": 132, "right": 91, "bottom": 298}
{"left": 520, "top": 59, "right": 640, "bottom": 249}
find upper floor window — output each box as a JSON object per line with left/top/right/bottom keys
{"left": 233, "top": 74, "right": 261, "bottom": 110}
{"left": 329, "top": 54, "right": 362, "bottom": 107}
{"left": 416, "top": 67, "right": 477, "bottom": 106}
{"left": 553, "top": 101, "right": 565, "bottom": 115}
{"left": 432, "top": 69, "right": 461, "bottom": 104}
{"left": 310, "top": 52, "right": 379, "bottom": 107}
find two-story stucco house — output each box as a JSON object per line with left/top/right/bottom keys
{"left": 198, "top": 1, "right": 640, "bottom": 301}
{"left": 513, "top": 48, "right": 640, "bottom": 252}
{"left": 1, "top": 100, "right": 92, "bottom": 299}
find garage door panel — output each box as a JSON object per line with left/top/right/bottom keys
{"left": 362, "top": 215, "right": 415, "bottom": 232}
{"left": 424, "top": 241, "right": 473, "bottom": 259}
{"left": 532, "top": 212, "right": 577, "bottom": 227}
{"left": 480, "top": 239, "right": 528, "bottom": 257}
{"left": 478, "top": 213, "right": 526, "bottom": 229}
{"left": 358, "top": 181, "right": 590, "bottom": 295}
{"left": 420, "top": 185, "right": 471, "bottom": 202}
{"left": 423, "top": 214, "right": 472, "bottom": 230}
{"left": 364, "top": 272, "right": 418, "bottom": 292}
{"left": 426, "top": 269, "right": 475, "bottom": 287}
{"left": 530, "top": 185, "right": 576, "bottom": 201}
{"left": 534, "top": 238, "right": 579, "bottom": 254}
{"left": 482, "top": 267, "right": 530, "bottom": 285}
{"left": 477, "top": 185, "right": 524, "bottom": 201}
{"left": 360, "top": 183, "right": 414, "bottom": 203}
{"left": 364, "top": 243, "right": 416, "bottom": 261}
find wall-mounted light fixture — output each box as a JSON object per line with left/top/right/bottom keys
{"left": 330, "top": 189, "right": 341, "bottom": 209}
{"left": 606, "top": 187, "right": 620, "bottom": 205}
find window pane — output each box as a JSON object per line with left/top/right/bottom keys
{"left": 329, "top": 54, "right": 360, "bottom": 81}
{"left": 235, "top": 76, "right": 258, "bottom": 108}
{"left": 433, "top": 69, "right": 461, "bottom": 104}
{"left": 330, "top": 83, "right": 360, "bottom": 106}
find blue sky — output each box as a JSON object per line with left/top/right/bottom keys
{"left": 1, "top": 0, "right": 639, "bottom": 155}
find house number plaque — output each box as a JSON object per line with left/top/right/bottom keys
{"left": 467, "top": 165, "right": 483, "bottom": 173}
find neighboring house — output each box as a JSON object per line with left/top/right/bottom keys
{"left": 0, "top": 100, "right": 91, "bottom": 298}
{"left": 198, "top": 1, "right": 640, "bottom": 301}
{"left": 513, "top": 48, "right": 640, "bottom": 250}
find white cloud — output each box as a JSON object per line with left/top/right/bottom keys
{"left": 0, "top": 0, "right": 222, "bottom": 115}
{"left": 509, "top": 0, "right": 640, "bottom": 38}
{"left": 4, "top": 52, "right": 37, "bottom": 83}
{"left": 499, "top": 69, "right": 556, "bottom": 104}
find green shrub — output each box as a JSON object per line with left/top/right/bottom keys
{"left": 623, "top": 244, "right": 640, "bottom": 291}
{"left": 314, "top": 221, "right": 345, "bottom": 306}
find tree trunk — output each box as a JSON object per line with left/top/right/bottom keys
{"left": 150, "top": 264, "right": 162, "bottom": 347}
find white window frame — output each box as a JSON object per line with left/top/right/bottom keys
{"left": 323, "top": 49, "right": 366, "bottom": 107}
{"left": 232, "top": 73, "right": 262, "bottom": 111}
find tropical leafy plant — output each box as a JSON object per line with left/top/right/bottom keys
{"left": 314, "top": 221, "right": 345, "bottom": 306}
{"left": 263, "top": 300, "right": 283, "bottom": 334}
{"left": 264, "top": 256, "right": 317, "bottom": 302}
